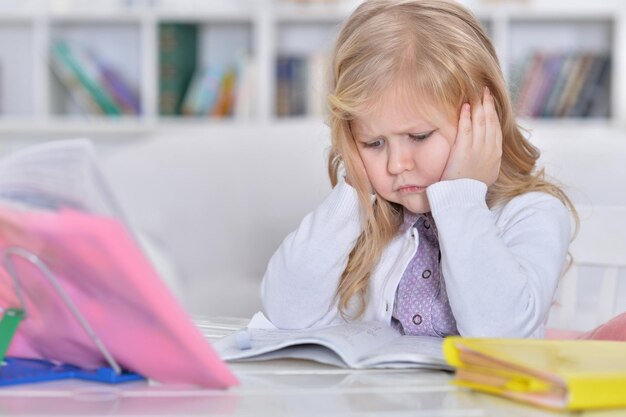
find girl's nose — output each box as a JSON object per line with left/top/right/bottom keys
{"left": 387, "top": 142, "right": 414, "bottom": 175}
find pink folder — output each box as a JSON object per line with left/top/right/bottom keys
{"left": 0, "top": 205, "right": 238, "bottom": 388}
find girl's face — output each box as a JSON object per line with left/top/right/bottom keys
{"left": 351, "top": 88, "right": 458, "bottom": 214}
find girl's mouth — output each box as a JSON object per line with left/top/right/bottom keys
{"left": 397, "top": 185, "right": 426, "bottom": 194}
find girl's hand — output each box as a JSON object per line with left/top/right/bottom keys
{"left": 441, "top": 87, "right": 502, "bottom": 186}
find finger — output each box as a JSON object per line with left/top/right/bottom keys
{"left": 442, "top": 103, "right": 472, "bottom": 181}
{"left": 456, "top": 102, "right": 472, "bottom": 150}
{"left": 483, "top": 87, "right": 502, "bottom": 153}
{"left": 472, "top": 89, "right": 487, "bottom": 146}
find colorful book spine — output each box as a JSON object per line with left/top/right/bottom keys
{"left": 51, "top": 41, "right": 122, "bottom": 116}
{"left": 513, "top": 51, "right": 611, "bottom": 119}
{"left": 211, "top": 68, "right": 236, "bottom": 118}
{"left": 158, "top": 23, "right": 198, "bottom": 116}
{"left": 275, "top": 52, "right": 329, "bottom": 118}
{"left": 181, "top": 58, "right": 256, "bottom": 119}
{"left": 276, "top": 56, "right": 292, "bottom": 117}
{"left": 90, "top": 53, "right": 141, "bottom": 115}
{"left": 181, "top": 68, "right": 208, "bottom": 116}
{"left": 554, "top": 54, "right": 591, "bottom": 117}
{"left": 49, "top": 45, "right": 103, "bottom": 116}
{"left": 233, "top": 54, "right": 257, "bottom": 121}
{"left": 529, "top": 53, "right": 564, "bottom": 117}
{"left": 541, "top": 54, "right": 575, "bottom": 117}
{"left": 198, "top": 66, "right": 225, "bottom": 116}
{"left": 289, "top": 56, "right": 307, "bottom": 116}
{"left": 568, "top": 54, "right": 611, "bottom": 117}
{"left": 513, "top": 52, "right": 544, "bottom": 117}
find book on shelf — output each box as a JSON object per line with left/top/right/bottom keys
{"left": 275, "top": 56, "right": 293, "bottom": 117}
{"left": 540, "top": 54, "right": 575, "bottom": 118}
{"left": 289, "top": 56, "right": 307, "bottom": 116}
{"left": 513, "top": 52, "right": 545, "bottom": 117}
{"left": 182, "top": 66, "right": 223, "bottom": 116}
{"left": 530, "top": 54, "right": 564, "bottom": 117}
{"left": 50, "top": 41, "right": 124, "bottom": 117}
{"left": 90, "top": 52, "right": 141, "bottom": 115}
{"left": 213, "top": 311, "right": 452, "bottom": 370}
{"left": 443, "top": 337, "right": 626, "bottom": 411}
{"left": 49, "top": 42, "right": 104, "bottom": 116}
{"left": 276, "top": 52, "right": 329, "bottom": 118}
{"left": 49, "top": 40, "right": 141, "bottom": 117}
{"left": 159, "top": 23, "right": 198, "bottom": 116}
{"left": 554, "top": 54, "right": 593, "bottom": 117}
{"left": 512, "top": 51, "right": 611, "bottom": 119}
{"left": 233, "top": 54, "right": 257, "bottom": 120}
{"left": 569, "top": 55, "right": 611, "bottom": 118}
{"left": 211, "top": 67, "right": 236, "bottom": 118}
{"left": 180, "top": 54, "right": 255, "bottom": 119}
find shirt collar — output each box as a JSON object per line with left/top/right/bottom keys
{"left": 401, "top": 210, "right": 424, "bottom": 233}
{"left": 400, "top": 210, "right": 437, "bottom": 236}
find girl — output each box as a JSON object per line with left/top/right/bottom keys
{"left": 261, "top": 0, "right": 576, "bottom": 338}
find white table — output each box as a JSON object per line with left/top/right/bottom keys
{"left": 0, "top": 318, "right": 623, "bottom": 417}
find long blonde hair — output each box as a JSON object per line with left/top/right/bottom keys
{"left": 327, "top": 0, "right": 577, "bottom": 319}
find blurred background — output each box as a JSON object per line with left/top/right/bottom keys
{"left": 0, "top": 0, "right": 625, "bottom": 326}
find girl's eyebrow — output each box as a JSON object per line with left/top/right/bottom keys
{"left": 360, "top": 124, "right": 434, "bottom": 139}
{"left": 393, "top": 122, "right": 434, "bottom": 134}
{"left": 355, "top": 132, "right": 379, "bottom": 141}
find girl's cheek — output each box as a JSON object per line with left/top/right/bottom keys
{"left": 441, "top": 125, "right": 458, "bottom": 148}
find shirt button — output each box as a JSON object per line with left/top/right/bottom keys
{"left": 422, "top": 269, "right": 432, "bottom": 279}
{"left": 412, "top": 314, "right": 422, "bottom": 325}
{"left": 424, "top": 219, "right": 431, "bottom": 229}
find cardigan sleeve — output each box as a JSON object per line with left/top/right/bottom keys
{"left": 260, "top": 180, "right": 364, "bottom": 329}
{"left": 427, "top": 178, "right": 572, "bottom": 338}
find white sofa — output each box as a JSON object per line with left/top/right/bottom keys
{"left": 99, "top": 121, "right": 333, "bottom": 318}
{"left": 94, "top": 121, "right": 626, "bottom": 321}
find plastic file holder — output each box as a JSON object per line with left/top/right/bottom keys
{"left": 0, "top": 247, "right": 144, "bottom": 386}
{"left": 0, "top": 140, "right": 237, "bottom": 388}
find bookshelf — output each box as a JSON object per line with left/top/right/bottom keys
{"left": 0, "top": 0, "right": 625, "bottom": 135}
{"left": 0, "top": 18, "right": 35, "bottom": 119}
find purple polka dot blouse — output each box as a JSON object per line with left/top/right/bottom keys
{"left": 391, "top": 211, "right": 459, "bottom": 337}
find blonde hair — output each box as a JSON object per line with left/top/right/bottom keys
{"left": 327, "top": 0, "right": 578, "bottom": 319}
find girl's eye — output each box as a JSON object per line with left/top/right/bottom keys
{"left": 363, "top": 139, "right": 384, "bottom": 148}
{"left": 409, "top": 130, "right": 436, "bottom": 142}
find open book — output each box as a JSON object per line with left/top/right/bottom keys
{"left": 444, "top": 337, "right": 626, "bottom": 411}
{"left": 213, "top": 312, "right": 452, "bottom": 370}
{"left": 0, "top": 139, "right": 237, "bottom": 388}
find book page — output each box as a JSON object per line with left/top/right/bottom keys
{"left": 358, "top": 335, "right": 451, "bottom": 370}
{"left": 232, "top": 344, "right": 349, "bottom": 368}
{"left": 214, "top": 320, "right": 451, "bottom": 369}
{"left": 214, "top": 321, "right": 402, "bottom": 368}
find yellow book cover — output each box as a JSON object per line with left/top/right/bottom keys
{"left": 443, "top": 337, "right": 626, "bottom": 411}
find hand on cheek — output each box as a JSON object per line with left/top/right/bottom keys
{"left": 441, "top": 87, "right": 503, "bottom": 186}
